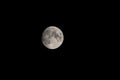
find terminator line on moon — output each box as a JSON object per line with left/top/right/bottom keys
{"left": 42, "top": 26, "right": 64, "bottom": 49}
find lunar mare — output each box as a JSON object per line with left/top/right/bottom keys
{"left": 42, "top": 26, "right": 64, "bottom": 49}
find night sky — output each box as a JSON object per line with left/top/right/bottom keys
{"left": 20, "top": 7, "right": 99, "bottom": 58}
{"left": 30, "top": 14, "right": 65, "bottom": 57}
{"left": 1, "top": 2, "right": 109, "bottom": 75}
{"left": 3, "top": 2, "right": 103, "bottom": 60}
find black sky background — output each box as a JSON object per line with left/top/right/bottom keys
{"left": 1, "top": 1, "right": 106, "bottom": 62}
{"left": 30, "top": 14, "right": 65, "bottom": 57}
{"left": 26, "top": 8, "right": 99, "bottom": 58}
{"left": 0, "top": 1, "right": 113, "bottom": 78}
{"left": 0, "top": 1, "right": 114, "bottom": 77}
{"left": 0, "top": 2, "right": 112, "bottom": 77}
{"left": 29, "top": 11, "right": 82, "bottom": 57}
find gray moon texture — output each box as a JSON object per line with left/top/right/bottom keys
{"left": 42, "top": 26, "right": 64, "bottom": 49}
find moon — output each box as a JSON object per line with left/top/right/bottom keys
{"left": 42, "top": 26, "right": 64, "bottom": 49}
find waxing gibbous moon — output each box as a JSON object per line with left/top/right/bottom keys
{"left": 42, "top": 26, "right": 64, "bottom": 49}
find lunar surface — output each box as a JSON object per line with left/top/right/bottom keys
{"left": 42, "top": 26, "right": 64, "bottom": 49}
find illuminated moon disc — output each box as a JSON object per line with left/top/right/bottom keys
{"left": 42, "top": 26, "right": 64, "bottom": 49}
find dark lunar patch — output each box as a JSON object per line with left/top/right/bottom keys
{"left": 51, "top": 31, "right": 62, "bottom": 42}
{"left": 52, "top": 31, "right": 58, "bottom": 38}
{"left": 43, "top": 37, "right": 51, "bottom": 45}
